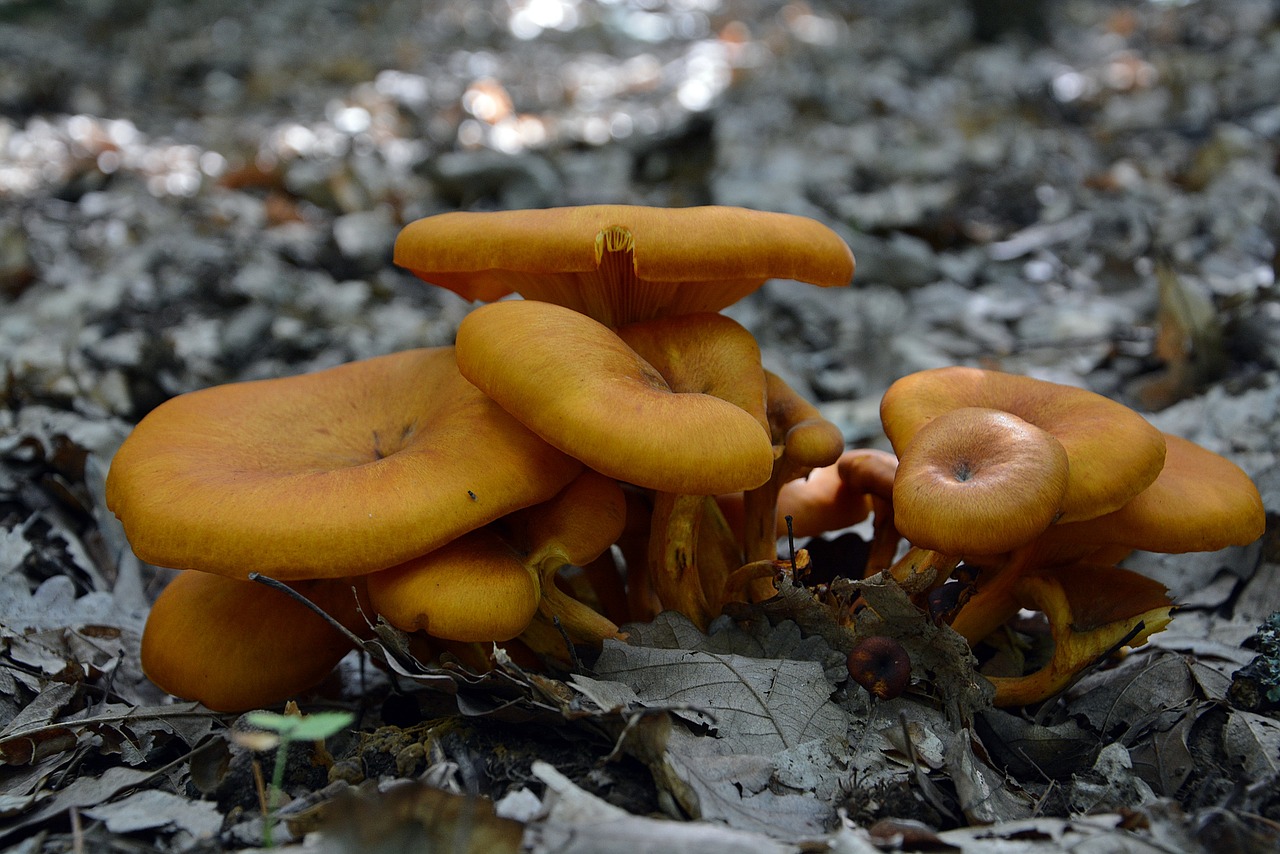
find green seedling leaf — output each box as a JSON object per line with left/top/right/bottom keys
{"left": 245, "top": 710, "right": 353, "bottom": 741}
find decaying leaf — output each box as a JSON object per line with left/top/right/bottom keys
{"left": 593, "top": 639, "right": 847, "bottom": 752}
{"left": 1066, "top": 649, "right": 1228, "bottom": 735}
{"left": 527, "top": 760, "right": 795, "bottom": 854}
{"left": 845, "top": 572, "right": 994, "bottom": 726}
{"left": 1068, "top": 742, "right": 1157, "bottom": 815}
{"left": 1221, "top": 709, "right": 1280, "bottom": 781}
{"left": 81, "top": 788, "right": 222, "bottom": 837}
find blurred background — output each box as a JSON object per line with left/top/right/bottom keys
{"left": 1, "top": 0, "right": 1278, "bottom": 460}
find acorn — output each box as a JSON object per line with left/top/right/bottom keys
{"left": 846, "top": 636, "right": 912, "bottom": 700}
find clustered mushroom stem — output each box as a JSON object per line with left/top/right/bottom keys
{"left": 648, "top": 491, "right": 714, "bottom": 628}
{"left": 948, "top": 545, "right": 1039, "bottom": 643}
{"left": 695, "top": 496, "right": 744, "bottom": 614}
{"left": 739, "top": 467, "right": 789, "bottom": 601}
{"left": 538, "top": 581, "right": 625, "bottom": 646}
{"left": 886, "top": 547, "right": 962, "bottom": 590}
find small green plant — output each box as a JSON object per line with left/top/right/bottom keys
{"left": 238, "top": 710, "right": 354, "bottom": 848}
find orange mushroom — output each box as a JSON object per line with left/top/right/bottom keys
{"left": 878, "top": 367, "right": 1167, "bottom": 642}
{"left": 953, "top": 431, "right": 1265, "bottom": 644}
{"left": 455, "top": 300, "right": 776, "bottom": 626}
{"left": 141, "top": 572, "right": 369, "bottom": 712}
{"left": 394, "top": 204, "right": 855, "bottom": 327}
{"left": 106, "top": 347, "right": 581, "bottom": 580}
{"left": 367, "top": 470, "right": 627, "bottom": 655}
{"left": 733, "top": 371, "right": 846, "bottom": 600}
{"left": 881, "top": 367, "right": 1166, "bottom": 524}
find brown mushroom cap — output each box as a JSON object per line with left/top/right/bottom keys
{"left": 881, "top": 367, "right": 1166, "bottom": 523}
{"left": 394, "top": 205, "right": 855, "bottom": 326}
{"left": 893, "top": 407, "right": 1070, "bottom": 555}
{"left": 455, "top": 300, "right": 774, "bottom": 494}
{"left": 141, "top": 572, "right": 367, "bottom": 712}
{"left": 107, "top": 347, "right": 581, "bottom": 580}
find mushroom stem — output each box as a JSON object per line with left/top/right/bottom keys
{"left": 539, "top": 579, "right": 625, "bottom": 645}
{"left": 948, "top": 546, "right": 1038, "bottom": 643}
{"left": 648, "top": 491, "right": 714, "bottom": 627}
{"left": 985, "top": 565, "right": 1173, "bottom": 706}
{"left": 740, "top": 371, "right": 845, "bottom": 601}
{"left": 885, "top": 547, "right": 962, "bottom": 593}
{"left": 696, "top": 495, "right": 744, "bottom": 613}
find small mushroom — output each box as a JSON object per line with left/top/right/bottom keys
{"left": 394, "top": 204, "right": 855, "bottom": 327}
{"left": 737, "top": 371, "right": 846, "bottom": 599}
{"left": 847, "top": 636, "right": 912, "bottom": 700}
{"left": 141, "top": 572, "right": 369, "bottom": 712}
{"left": 892, "top": 406, "right": 1070, "bottom": 556}
{"left": 366, "top": 470, "right": 627, "bottom": 651}
{"left": 881, "top": 366, "right": 1166, "bottom": 524}
{"left": 106, "top": 347, "right": 580, "bottom": 580}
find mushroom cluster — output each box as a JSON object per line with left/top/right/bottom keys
{"left": 774, "top": 367, "right": 1265, "bottom": 706}
{"left": 109, "top": 203, "right": 1264, "bottom": 714}
{"left": 108, "top": 204, "right": 857, "bottom": 711}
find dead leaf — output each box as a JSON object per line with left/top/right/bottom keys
{"left": 593, "top": 639, "right": 847, "bottom": 753}
{"left": 1221, "top": 710, "right": 1280, "bottom": 782}
{"left": 1066, "top": 650, "right": 1225, "bottom": 736}
{"left": 656, "top": 727, "right": 836, "bottom": 839}
{"left": 81, "top": 788, "right": 222, "bottom": 837}
{"left": 527, "top": 760, "right": 795, "bottom": 854}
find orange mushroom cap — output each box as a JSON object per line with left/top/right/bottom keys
{"left": 367, "top": 470, "right": 626, "bottom": 644}
{"left": 881, "top": 367, "right": 1166, "bottom": 524}
{"left": 1044, "top": 433, "right": 1265, "bottom": 556}
{"left": 394, "top": 205, "right": 855, "bottom": 327}
{"left": 764, "top": 370, "right": 846, "bottom": 473}
{"left": 107, "top": 347, "right": 581, "bottom": 580}
{"left": 455, "top": 300, "right": 774, "bottom": 495}
{"left": 141, "top": 572, "right": 368, "bottom": 712}
{"left": 893, "top": 407, "right": 1070, "bottom": 555}
{"left": 366, "top": 531, "right": 542, "bottom": 642}
{"left": 616, "top": 311, "right": 771, "bottom": 439}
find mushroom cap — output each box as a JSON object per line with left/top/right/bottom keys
{"left": 881, "top": 367, "right": 1166, "bottom": 523}
{"left": 893, "top": 407, "right": 1071, "bottom": 555}
{"left": 107, "top": 347, "right": 580, "bottom": 579}
{"left": 366, "top": 470, "right": 625, "bottom": 642}
{"left": 455, "top": 300, "right": 774, "bottom": 494}
{"left": 367, "top": 530, "right": 541, "bottom": 642}
{"left": 394, "top": 205, "right": 855, "bottom": 326}
{"left": 764, "top": 370, "right": 846, "bottom": 472}
{"left": 835, "top": 448, "right": 898, "bottom": 502}
{"left": 508, "top": 469, "right": 628, "bottom": 570}
{"left": 1043, "top": 433, "right": 1265, "bottom": 555}
{"left": 617, "top": 312, "right": 770, "bottom": 439}
{"left": 776, "top": 460, "right": 874, "bottom": 538}
{"left": 141, "top": 572, "right": 366, "bottom": 712}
